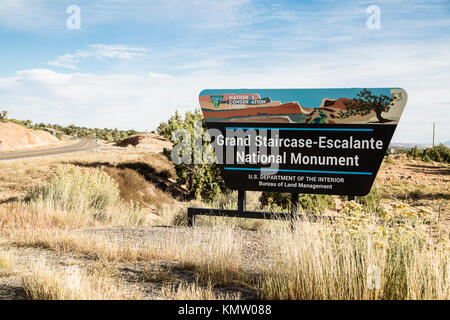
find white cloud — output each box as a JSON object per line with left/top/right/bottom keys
{"left": 47, "top": 44, "right": 149, "bottom": 69}
{"left": 148, "top": 72, "right": 171, "bottom": 78}
{"left": 1, "top": 43, "right": 449, "bottom": 144}
{"left": 0, "top": 0, "right": 449, "bottom": 144}
{"left": 85, "top": 0, "right": 254, "bottom": 29}
{"left": 0, "top": 0, "right": 254, "bottom": 32}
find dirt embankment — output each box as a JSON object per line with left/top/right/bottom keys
{"left": 116, "top": 133, "right": 172, "bottom": 153}
{"left": 0, "top": 122, "right": 60, "bottom": 152}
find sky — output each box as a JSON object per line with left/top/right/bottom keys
{"left": 0, "top": 0, "right": 449, "bottom": 144}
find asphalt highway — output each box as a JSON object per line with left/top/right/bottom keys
{"left": 0, "top": 139, "right": 97, "bottom": 161}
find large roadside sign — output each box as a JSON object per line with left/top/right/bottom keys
{"left": 199, "top": 88, "right": 407, "bottom": 196}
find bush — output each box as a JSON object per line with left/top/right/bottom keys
{"left": 407, "top": 144, "right": 450, "bottom": 163}
{"left": 26, "top": 165, "right": 144, "bottom": 225}
{"left": 357, "top": 186, "right": 384, "bottom": 215}
{"left": 28, "top": 165, "right": 120, "bottom": 213}
{"left": 260, "top": 192, "right": 334, "bottom": 214}
{"left": 422, "top": 154, "right": 432, "bottom": 163}
{"left": 259, "top": 192, "right": 291, "bottom": 211}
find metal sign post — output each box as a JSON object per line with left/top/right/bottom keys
{"left": 187, "top": 191, "right": 334, "bottom": 227}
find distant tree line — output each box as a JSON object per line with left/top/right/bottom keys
{"left": 407, "top": 144, "right": 450, "bottom": 164}
{"left": 0, "top": 110, "right": 140, "bottom": 142}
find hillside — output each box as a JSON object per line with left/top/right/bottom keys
{"left": 0, "top": 122, "right": 60, "bottom": 152}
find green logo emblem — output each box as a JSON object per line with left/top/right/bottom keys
{"left": 210, "top": 95, "right": 223, "bottom": 108}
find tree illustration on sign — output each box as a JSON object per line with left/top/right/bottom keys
{"left": 338, "top": 89, "right": 397, "bottom": 123}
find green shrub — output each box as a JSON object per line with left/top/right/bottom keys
{"left": 159, "top": 110, "right": 227, "bottom": 202}
{"left": 260, "top": 192, "right": 291, "bottom": 212}
{"left": 422, "top": 154, "right": 432, "bottom": 163}
{"left": 357, "top": 186, "right": 384, "bottom": 215}
{"left": 260, "top": 192, "right": 334, "bottom": 214}
{"left": 298, "top": 194, "right": 335, "bottom": 215}
{"left": 407, "top": 144, "right": 450, "bottom": 163}
{"left": 408, "top": 146, "right": 422, "bottom": 159}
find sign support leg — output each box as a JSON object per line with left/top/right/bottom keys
{"left": 290, "top": 192, "right": 299, "bottom": 229}
{"left": 238, "top": 190, "right": 246, "bottom": 212}
{"left": 187, "top": 207, "right": 195, "bottom": 227}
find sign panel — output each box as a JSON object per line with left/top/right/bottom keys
{"left": 199, "top": 88, "right": 407, "bottom": 196}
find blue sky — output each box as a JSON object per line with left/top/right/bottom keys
{"left": 0, "top": 0, "right": 449, "bottom": 143}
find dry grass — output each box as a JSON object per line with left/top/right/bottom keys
{"left": 1, "top": 147, "right": 448, "bottom": 300}
{"left": 258, "top": 218, "right": 449, "bottom": 300}
{"left": 10, "top": 226, "right": 243, "bottom": 286}
{"left": 0, "top": 251, "right": 14, "bottom": 274}
{"left": 0, "top": 148, "right": 175, "bottom": 200}
{"left": 103, "top": 166, "right": 176, "bottom": 214}
{"left": 22, "top": 260, "right": 139, "bottom": 300}
{"left": 0, "top": 201, "right": 144, "bottom": 231}
{"left": 142, "top": 264, "right": 176, "bottom": 283}
{"left": 11, "top": 228, "right": 160, "bottom": 263}
{"left": 26, "top": 165, "right": 146, "bottom": 226}
{"left": 138, "top": 152, "right": 176, "bottom": 178}
{"left": 174, "top": 227, "right": 243, "bottom": 285}
{"left": 162, "top": 282, "right": 240, "bottom": 300}
{"left": 375, "top": 155, "right": 449, "bottom": 216}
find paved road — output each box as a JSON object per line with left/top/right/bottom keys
{"left": 0, "top": 139, "right": 97, "bottom": 161}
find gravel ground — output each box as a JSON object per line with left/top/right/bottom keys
{"left": 79, "top": 226, "right": 272, "bottom": 274}
{"left": 0, "top": 226, "right": 272, "bottom": 300}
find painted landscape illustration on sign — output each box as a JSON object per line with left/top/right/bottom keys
{"left": 199, "top": 88, "right": 407, "bottom": 124}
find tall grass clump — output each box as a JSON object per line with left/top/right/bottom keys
{"left": 161, "top": 227, "right": 243, "bottom": 285}
{"left": 22, "top": 260, "right": 138, "bottom": 300}
{"left": 162, "top": 282, "right": 240, "bottom": 300}
{"left": 26, "top": 165, "right": 145, "bottom": 226}
{"left": 259, "top": 216, "right": 449, "bottom": 300}
{"left": 180, "top": 228, "right": 242, "bottom": 284}
{"left": 0, "top": 251, "right": 14, "bottom": 274}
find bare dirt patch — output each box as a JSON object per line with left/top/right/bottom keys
{"left": 0, "top": 122, "right": 63, "bottom": 152}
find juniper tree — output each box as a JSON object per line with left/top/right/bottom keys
{"left": 159, "top": 109, "right": 227, "bottom": 202}
{"left": 338, "top": 89, "right": 398, "bottom": 123}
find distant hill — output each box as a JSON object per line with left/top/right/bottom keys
{"left": 389, "top": 143, "right": 430, "bottom": 150}
{"left": 390, "top": 142, "right": 450, "bottom": 149}
{"left": 0, "top": 122, "right": 59, "bottom": 152}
